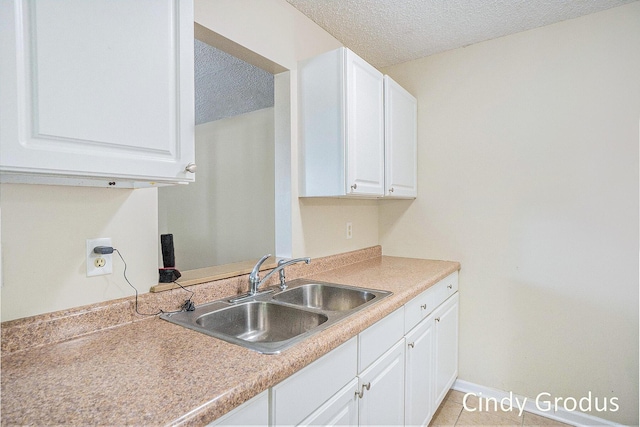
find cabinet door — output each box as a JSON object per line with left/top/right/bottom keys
{"left": 433, "top": 293, "right": 459, "bottom": 408}
{"left": 299, "top": 378, "right": 358, "bottom": 427}
{"left": 384, "top": 76, "right": 417, "bottom": 198}
{"left": 405, "top": 315, "right": 435, "bottom": 427}
{"left": 345, "top": 49, "right": 384, "bottom": 196}
{"left": 357, "top": 340, "right": 405, "bottom": 426}
{"left": 0, "top": 0, "right": 195, "bottom": 185}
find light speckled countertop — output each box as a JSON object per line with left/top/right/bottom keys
{"left": 1, "top": 254, "right": 459, "bottom": 426}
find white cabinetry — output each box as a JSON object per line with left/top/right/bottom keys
{"left": 299, "top": 378, "right": 358, "bottom": 426}
{"left": 384, "top": 76, "right": 417, "bottom": 198}
{"left": 0, "top": 0, "right": 195, "bottom": 188}
{"left": 357, "top": 340, "right": 405, "bottom": 426}
{"left": 358, "top": 306, "right": 404, "bottom": 371}
{"left": 356, "top": 308, "right": 405, "bottom": 425}
{"left": 298, "top": 48, "right": 418, "bottom": 199}
{"left": 271, "top": 337, "right": 357, "bottom": 426}
{"left": 433, "top": 292, "right": 459, "bottom": 408}
{"left": 404, "top": 272, "right": 459, "bottom": 426}
{"left": 405, "top": 313, "right": 435, "bottom": 426}
{"left": 271, "top": 309, "right": 404, "bottom": 426}
{"left": 299, "top": 47, "right": 385, "bottom": 197}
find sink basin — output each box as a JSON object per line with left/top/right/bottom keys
{"left": 196, "top": 301, "right": 328, "bottom": 343}
{"left": 160, "top": 280, "right": 391, "bottom": 354}
{"left": 273, "top": 282, "right": 376, "bottom": 311}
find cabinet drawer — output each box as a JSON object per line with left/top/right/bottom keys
{"left": 271, "top": 336, "right": 357, "bottom": 426}
{"left": 358, "top": 307, "right": 404, "bottom": 373}
{"left": 405, "top": 271, "right": 458, "bottom": 333}
{"left": 208, "top": 390, "right": 268, "bottom": 426}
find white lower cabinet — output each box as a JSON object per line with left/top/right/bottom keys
{"left": 299, "top": 378, "right": 359, "bottom": 426}
{"left": 433, "top": 293, "right": 460, "bottom": 409}
{"left": 404, "top": 289, "right": 459, "bottom": 426}
{"left": 272, "top": 309, "right": 404, "bottom": 426}
{"left": 404, "top": 313, "right": 436, "bottom": 427}
{"left": 211, "top": 273, "right": 459, "bottom": 426}
{"left": 357, "top": 340, "right": 405, "bottom": 426}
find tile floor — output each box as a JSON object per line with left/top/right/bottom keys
{"left": 429, "top": 390, "right": 572, "bottom": 427}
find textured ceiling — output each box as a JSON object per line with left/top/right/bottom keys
{"left": 286, "top": 0, "right": 637, "bottom": 68}
{"left": 195, "top": 39, "right": 274, "bottom": 125}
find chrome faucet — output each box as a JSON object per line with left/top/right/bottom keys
{"left": 248, "top": 254, "right": 311, "bottom": 295}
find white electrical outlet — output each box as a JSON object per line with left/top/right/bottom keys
{"left": 86, "top": 238, "right": 113, "bottom": 277}
{"left": 346, "top": 222, "right": 353, "bottom": 239}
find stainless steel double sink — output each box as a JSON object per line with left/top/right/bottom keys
{"left": 160, "top": 279, "right": 391, "bottom": 354}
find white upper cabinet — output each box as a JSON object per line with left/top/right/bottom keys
{"left": 384, "top": 75, "right": 417, "bottom": 198}
{"left": 345, "top": 51, "right": 386, "bottom": 196}
{"left": 0, "top": 0, "right": 195, "bottom": 187}
{"left": 299, "top": 47, "right": 385, "bottom": 197}
{"left": 298, "top": 48, "right": 417, "bottom": 199}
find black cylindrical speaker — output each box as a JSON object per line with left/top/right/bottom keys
{"left": 160, "top": 234, "right": 176, "bottom": 268}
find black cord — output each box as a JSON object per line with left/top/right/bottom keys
{"left": 114, "top": 249, "right": 195, "bottom": 316}
{"left": 173, "top": 280, "right": 196, "bottom": 311}
{"left": 171, "top": 280, "right": 194, "bottom": 299}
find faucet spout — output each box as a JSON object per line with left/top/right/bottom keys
{"left": 248, "top": 255, "right": 310, "bottom": 295}
{"left": 248, "top": 254, "right": 272, "bottom": 295}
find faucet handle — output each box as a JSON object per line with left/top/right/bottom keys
{"left": 276, "top": 257, "right": 311, "bottom": 290}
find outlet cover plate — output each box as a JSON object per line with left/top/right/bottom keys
{"left": 86, "top": 238, "right": 113, "bottom": 277}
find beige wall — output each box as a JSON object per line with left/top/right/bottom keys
{"left": 0, "top": 184, "right": 158, "bottom": 321}
{"left": 380, "top": 3, "right": 639, "bottom": 424}
{"left": 298, "top": 198, "right": 379, "bottom": 258}
{"left": 158, "top": 108, "right": 275, "bottom": 270}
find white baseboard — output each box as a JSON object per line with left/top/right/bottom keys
{"left": 452, "top": 379, "right": 623, "bottom": 427}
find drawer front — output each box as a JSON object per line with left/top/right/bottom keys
{"left": 404, "top": 271, "right": 459, "bottom": 333}
{"left": 209, "top": 390, "right": 269, "bottom": 426}
{"left": 272, "top": 336, "right": 357, "bottom": 426}
{"left": 358, "top": 307, "right": 404, "bottom": 373}
{"left": 404, "top": 285, "right": 437, "bottom": 333}
{"left": 437, "top": 271, "right": 459, "bottom": 304}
